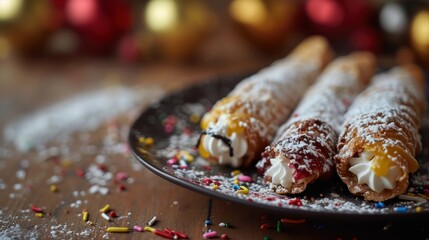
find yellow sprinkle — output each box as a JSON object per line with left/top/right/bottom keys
{"left": 88, "top": 221, "right": 94, "bottom": 225}
{"left": 212, "top": 185, "right": 219, "bottom": 190}
{"left": 106, "top": 227, "right": 130, "bottom": 233}
{"left": 138, "top": 137, "right": 146, "bottom": 143}
{"left": 144, "top": 137, "right": 154, "bottom": 146}
{"left": 99, "top": 204, "right": 110, "bottom": 213}
{"left": 236, "top": 186, "right": 249, "bottom": 195}
{"left": 416, "top": 206, "right": 423, "bottom": 213}
{"left": 144, "top": 226, "right": 155, "bottom": 232}
{"left": 190, "top": 113, "right": 201, "bottom": 123}
{"left": 83, "top": 211, "right": 89, "bottom": 222}
{"left": 233, "top": 179, "right": 239, "bottom": 185}
{"left": 62, "top": 159, "right": 73, "bottom": 168}
{"left": 177, "top": 150, "right": 194, "bottom": 162}
{"left": 231, "top": 170, "right": 241, "bottom": 176}
{"left": 50, "top": 184, "right": 58, "bottom": 192}
{"left": 36, "top": 213, "right": 43, "bottom": 218}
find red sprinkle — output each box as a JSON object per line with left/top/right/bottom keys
{"left": 118, "top": 184, "right": 126, "bottom": 191}
{"left": 167, "top": 158, "right": 178, "bottom": 165}
{"left": 213, "top": 181, "right": 221, "bottom": 186}
{"left": 221, "top": 233, "right": 228, "bottom": 239}
{"left": 172, "top": 230, "right": 188, "bottom": 239}
{"left": 75, "top": 168, "right": 85, "bottom": 177}
{"left": 155, "top": 229, "right": 172, "bottom": 238}
{"left": 260, "top": 223, "right": 270, "bottom": 230}
{"left": 31, "top": 206, "right": 43, "bottom": 213}
{"left": 288, "top": 198, "right": 303, "bottom": 206}
{"left": 97, "top": 164, "right": 108, "bottom": 172}
{"left": 280, "top": 218, "right": 306, "bottom": 224}
{"left": 116, "top": 172, "right": 128, "bottom": 181}
{"left": 109, "top": 211, "right": 117, "bottom": 218}
{"left": 203, "top": 178, "right": 213, "bottom": 185}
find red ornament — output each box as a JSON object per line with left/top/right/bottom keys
{"left": 117, "top": 35, "right": 140, "bottom": 63}
{"left": 305, "top": 0, "right": 373, "bottom": 38}
{"left": 64, "top": 0, "right": 133, "bottom": 54}
{"left": 350, "top": 27, "right": 380, "bottom": 53}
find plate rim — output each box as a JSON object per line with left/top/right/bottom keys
{"left": 129, "top": 74, "right": 429, "bottom": 223}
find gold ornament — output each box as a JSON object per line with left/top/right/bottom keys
{"left": 410, "top": 9, "right": 429, "bottom": 64}
{"left": 0, "top": 0, "right": 54, "bottom": 55}
{"left": 229, "top": 0, "right": 297, "bottom": 53}
{"left": 143, "top": 0, "right": 215, "bottom": 62}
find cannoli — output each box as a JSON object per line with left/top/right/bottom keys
{"left": 256, "top": 52, "right": 376, "bottom": 194}
{"left": 335, "top": 64, "right": 426, "bottom": 201}
{"left": 197, "top": 36, "right": 333, "bottom": 167}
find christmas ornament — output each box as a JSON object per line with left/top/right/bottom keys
{"left": 379, "top": 2, "right": 408, "bottom": 35}
{"left": 0, "top": 0, "right": 56, "bottom": 54}
{"left": 143, "top": 0, "right": 215, "bottom": 61}
{"left": 410, "top": 9, "right": 429, "bottom": 64}
{"left": 117, "top": 35, "right": 141, "bottom": 63}
{"left": 64, "top": 0, "right": 133, "bottom": 55}
{"left": 304, "top": 0, "right": 372, "bottom": 39}
{"left": 229, "top": 0, "right": 297, "bottom": 53}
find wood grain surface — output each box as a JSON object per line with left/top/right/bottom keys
{"left": 0, "top": 59, "right": 427, "bottom": 240}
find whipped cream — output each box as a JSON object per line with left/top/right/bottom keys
{"left": 348, "top": 151, "right": 401, "bottom": 193}
{"left": 201, "top": 115, "right": 248, "bottom": 167}
{"left": 265, "top": 154, "right": 294, "bottom": 189}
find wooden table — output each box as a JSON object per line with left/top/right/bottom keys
{"left": 0, "top": 59, "right": 427, "bottom": 239}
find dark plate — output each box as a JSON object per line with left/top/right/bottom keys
{"left": 129, "top": 73, "right": 429, "bottom": 223}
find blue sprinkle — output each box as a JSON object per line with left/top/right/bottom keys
{"left": 233, "top": 184, "right": 240, "bottom": 190}
{"left": 394, "top": 207, "right": 408, "bottom": 213}
{"left": 205, "top": 219, "right": 212, "bottom": 226}
{"left": 375, "top": 202, "right": 385, "bottom": 208}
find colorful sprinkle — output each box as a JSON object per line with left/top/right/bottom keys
{"left": 133, "top": 225, "right": 143, "bottom": 232}
{"left": 276, "top": 220, "right": 282, "bottom": 232}
{"left": 203, "top": 231, "right": 218, "bottom": 239}
{"left": 144, "top": 226, "right": 155, "bottom": 232}
{"left": 280, "top": 218, "right": 306, "bottom": 224}
{"left": 99, "top": 204, "right": 110, "bottom": 213}
{"left": 144, "top": 137, "right": 154, "bottom": 146}
{"left": 394, "top": 207, "right": 408, "bottom": 213}
{"left": 219, "top": 222, "right": 231, "bottom": 228}
{"left": 36, "top": 213, "right": 44, "bottom": 218}
{"left": 50, "top": 184, "right": 58, "bottom": 192}
{"left": 416, "top": 206, "right": 423, "bottom": 213}
{"left": 82, "top": 210, "right": 89, "bottom": 222}
{"left": 263, "top": 237, "right": 272, "bottom": 240}
{"left": 260, "top": 223, "right": 270, "bottom": 230}
{"left": 204, "top": 219, "right": 212, "bottom": 226}
{"left": 238, "top": 175, "right": 252, "bottom": 182}
{"left": 288, "top": 198, "right": 302, "bottom": 206}
{"left": 212, "top": 185, "right": 219, "bottom": 190}
{"left": 148, "top": 216, "right": 157, "bottom": 226}
{"left": 232, "top": 184, "right": 240, "bottom": 190}
{"left": 109, "top": 211, "right": 117, "bottom": 218}
{"left": 374, "top": 202, "right": 385, "bottom": 208}
{"left": 31, "top": 206, "right": 43, "bottom": 213}
{"left": 167, "top": 158, "right": 178, "bottom": 165}
{"left": 106, "top": 227, "right": 130, "bottom": 233}
{"left": 231, "top": 170, "right": 241, "bottom": 176}
{"left": 116, "top": 172, "right": 128, "bottom": 181}
{"left": 190, "top": 113, "right": 201, "bottom": 123}
{"left": 221, "top": 233, "right": 229, "bottom": 239}
{"left": 101, "top": 212, "right": 111, "bottom": 221}
{"left": 236, "top": 186, "right": 249, "bottom": 195}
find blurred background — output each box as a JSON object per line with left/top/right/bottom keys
{"left": 0, "top": 0, "right": 428, "bottom": 66}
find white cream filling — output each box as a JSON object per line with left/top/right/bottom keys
{"left": 348, "top": 151, "right": 401, "bottom": 193}
{"left": 265, "top": 154, "right": 294, "bottom": 189}
{"left": 202, "top": 115, "right": 248, "bottom": 167}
